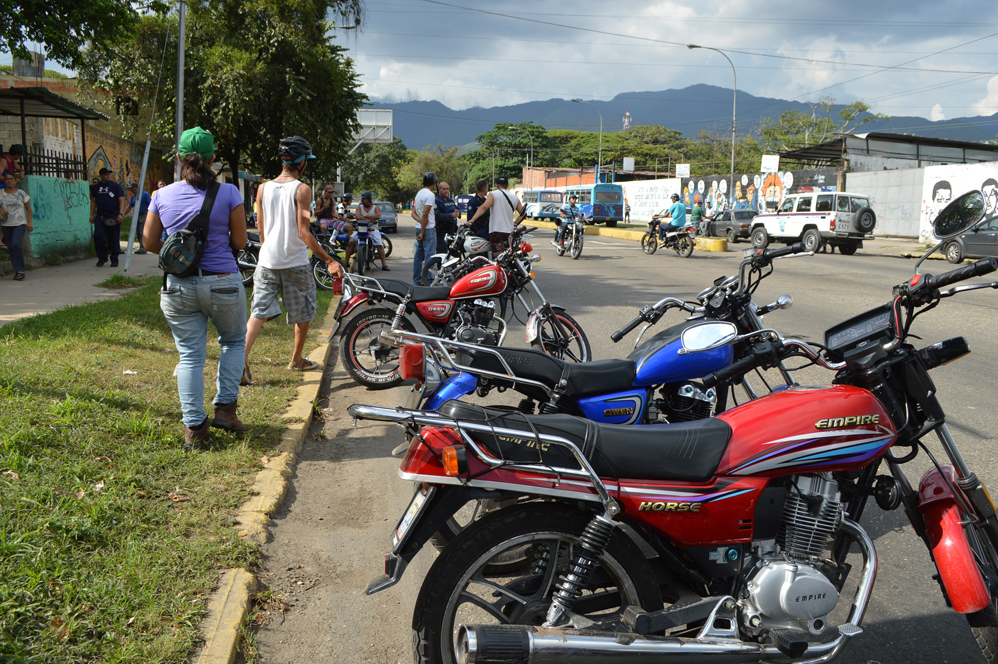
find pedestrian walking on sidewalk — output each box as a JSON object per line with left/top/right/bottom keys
{"left": 243, "top": 136, "right": 343, "bottom": 377}
{"left": 1, "top": 171, "right": 32, "bottom": 280}
{"left": 142, "top": 127, "right": 249, "bottom": 450}
{"left": 90, "top": 167, "right": 126, "bottom": 267}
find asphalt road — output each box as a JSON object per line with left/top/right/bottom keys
{"left": 255, "top": 229, "right": 998, "bottom": 664}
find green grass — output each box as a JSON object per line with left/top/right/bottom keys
{"left": 98, "top": 274, "right": 147, "bottom": 289}
{"left": 0, "top": 282, "right": 333, "bottom": 663}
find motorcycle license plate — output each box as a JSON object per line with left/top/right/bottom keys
{"left": 393, "top": 485, "right": 436, "bottom": 551}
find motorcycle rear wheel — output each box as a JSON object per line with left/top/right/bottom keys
{"left": 412, "top": 503, "right": 663, "bottom": 664}
{"left": 340, "top": 308, "right": 416, "bottom": 388}
{"left": 312, "top": 254, "right": 345, "bottom": 291}
{"left": 382, "top": 234, "right": 393, "bottom": 258}
{"left": 421, "top": 256, "right": 445, "bottom": 286}
{"left": 530, "top": 310, "right": 592, "bottom": 363}
{"left": 237, "top": 248, "right": 257, "bottom": 289}
{"left": 641, "top": 231, "right": 658, "bottom": 254}
{"left": 676, "top": 235, "right": 695, "bottom": 258}
{"left": 570, "top": 231, "right": 583, "bottom": 259}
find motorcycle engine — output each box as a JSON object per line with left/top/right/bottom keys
{"left": 654, "top": 382, "right": 716, "bottom": 422}
{"left": 453, "top": 299, "right": 498, "bottom": 346}
{"left": 741, "top": 474, "right": 842, "bottom": 636}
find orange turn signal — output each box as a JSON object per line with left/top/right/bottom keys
{"left": 442, "top": 445, "right": 467, "bottom": 476}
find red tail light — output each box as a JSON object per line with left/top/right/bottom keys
{"left": 400, "top": 343, "right": 425, "bottom": 381}
{"left": 520, "top": 242, "right": 533, "bottom": 253}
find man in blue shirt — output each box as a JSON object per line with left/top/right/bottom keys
{"left": 90, "top": 167, "right": 126, "bottom": 267}
{"left": 555, "top": 194, "right": 581, "bottom": 247}
{"left": 434, "top": 181, "right": 460, "bottom": 250}
{"left": 654, "top": 193, "right": 687, "bottom": 244}
{"left": 124, "top": 183, "right": 152, "bottom": 254}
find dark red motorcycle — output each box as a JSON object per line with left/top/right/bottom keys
{"left": 351, "top": 192, "right": 998, "bottom": 663}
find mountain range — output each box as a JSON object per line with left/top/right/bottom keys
{"left": 368, "top": 84, "right": 998, "bottom": 152}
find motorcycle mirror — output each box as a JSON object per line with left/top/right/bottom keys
{"left": 776, "top": 294, "right": 793, "bottom": 310}
{"left": 679, "top": 321, "right": 738, "bottom": 354}
{"left": 932, "top": 191, "right": 987, "bottom": 240}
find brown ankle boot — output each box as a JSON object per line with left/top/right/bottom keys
{"left": 183, "top": 419, "right": 210, "bottom": 451}
{"left": 212, "top": 402, "right": 245, "bottom": 432}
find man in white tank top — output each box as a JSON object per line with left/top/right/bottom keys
{"left": 244, "top": 136, "right": 343, "bottom": 374}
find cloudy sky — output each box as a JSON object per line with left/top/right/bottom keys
{"left": 340, "top": 0, "right": 998, "bottom": 126}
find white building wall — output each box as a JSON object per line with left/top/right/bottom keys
{"left": 846, "top": 168, "right": 925, "bottom": 238}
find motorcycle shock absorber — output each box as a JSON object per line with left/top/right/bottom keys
{"left": 545, "top": 512, "right": 616, "bottom": 627}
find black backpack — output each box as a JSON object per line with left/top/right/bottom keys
{"left": 158, "top": 182, "right": 220, "bottom": 279}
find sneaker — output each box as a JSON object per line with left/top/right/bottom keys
{"left": 659, "top": 241, "right": 668, "bottom": 248}
{"left": 183, "top": 418, "right": 210, "bottom": 451}
{"left": 212, "top": 402, "right": 245, "bottom": 432}
{"left": 135, "top": 248, "right": 147, "bottom": 255}
{"left": 240, "top": 362, "right": 253, "bottom": 386}
{"left": 97, "top": 259, "right": 108, "bottom": 267}
{"left": 110, "top": 261, "right": 119, "bottom": 267}
{"left": 381, "top": 265, "right": 391, "bottom": 271}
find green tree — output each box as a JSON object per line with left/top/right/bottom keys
{"left": 464, "top": 123, "right": 550, "bottom": 191}
{"left": 77, "top": 0, "right": 366, "bottom": 181}
{"left": 339, "top": 137, "right": 411, "bottom": 204}
{"left": 760, "top": 97, "right": 890, "bottom": 153}
{"left": 397, "top": 144, "right": 467, "bottom": 201}
{"left": 0, "top": 0, "right": 168, "bottom": 69}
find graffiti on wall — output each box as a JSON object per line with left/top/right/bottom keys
{"left": 85, "top": 125, "right": 166, "bottom": 192}
{"left": 920, "top": 162, "right": 998, "bottom": 242}
{"left": 681, "top": 168, "right": 839, "bottom": 213}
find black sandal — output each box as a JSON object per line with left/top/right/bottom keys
{"left": 13, "top": 272, "right": 24, "bottom": 281}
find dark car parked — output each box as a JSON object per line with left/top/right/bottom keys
{"left": 376, "top": 202, "right": 398, "bottom": 234}
{"left": 707, "top": 209, "right": 758, "bottom": 242}
{"left": 944, "top": 215, "right": 998, "bottom": 263}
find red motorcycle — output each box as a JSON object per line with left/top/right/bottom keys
{"left": 336, "top": 226, "right": 591, "bottom": 388}
{"left": 352, "top": 192, "right": 998, "bottom": 664}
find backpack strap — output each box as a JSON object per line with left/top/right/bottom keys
{"left": 161, "top": 181, "right": 221, "bottom": 289}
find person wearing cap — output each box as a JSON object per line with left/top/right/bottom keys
{"left": 90, "top": 167, "right": 127, "bottom": 267}
{"left": 466, "top": 175, "right": 526, "bottom": 255}
{"left": 243, "top": 136, "right": 343, "bottom": 376}
{"left": 124, "top": 183, "right": 152, "bottom": 254}
{"left": 142, "top": 126, "right": 249, "bottom": 450}
{"left": 411, "top": 172, "right": 438, "bottom": 285}
{"left": 0, "top": 144, "right": 25, "bottom": 181}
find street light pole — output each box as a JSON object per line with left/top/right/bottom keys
{"left": 507, "top": 125, "right": 534, "bottom": 187}
{"left": 688, "top": 44, "right": 736, "bottom": 210}
{"left": 571, "top": 99, "right": 602, "bottom": 183}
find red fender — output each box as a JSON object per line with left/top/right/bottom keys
{"left": 919, "top": 466, "right": 991, "bottom": 614}
{"left": 338, "top": 292, "right": 369, "bottom": 318}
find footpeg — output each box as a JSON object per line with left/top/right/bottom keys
{"left": 769, "top": 629, "right": 808, "bottom": 658}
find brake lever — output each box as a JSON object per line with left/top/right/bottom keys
{"left": 939, "top": 281, "right": 998, "bottom": 297}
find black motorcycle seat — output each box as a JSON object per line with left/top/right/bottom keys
{"left": 437, "top": 400, "right": 730, "bottom": 483}
{"left": 247, "top": 231, "right": 260, "bottom": 243}
{"left": 375, "top": 279, "right": 452, "bottom": 302}
{"left": 464, "top": 347, "right": 636, "bottom": 400}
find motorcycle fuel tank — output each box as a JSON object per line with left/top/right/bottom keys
{"left": 577, "top": 390, "right": 649, "bottom": 425}
{"left": 449, "top": 264, "right": 508, "bottom": 299}
{"left": 628, "top": 321, "right": 733, "bottom": 387}
{"left": 716, "top": 385, "right": 897, "bottom": 477}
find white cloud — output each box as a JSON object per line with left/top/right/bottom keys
{"left": 930, "top": 104, "right": 945, "bottom": 121}
{"left": 971, "top": 76, "right": 998, "bottom": 117}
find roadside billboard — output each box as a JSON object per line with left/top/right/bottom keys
{"left": 619, "top": 178, "right": 681, "bottom": 221}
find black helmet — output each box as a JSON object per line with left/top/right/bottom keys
{"left": 278, "top": 136, "right": 316, "bottom": 164}
{"left": 361, "top": 190, "right": 374, "bottom": 202}
{"left": 671, "top": 193, "right": 680, "bottom": 201}
{"left": 423, "top": 172, "right": 437, "bottom": 187}
{"left": 343, "top": 192, "right": 353, "bottom": 200}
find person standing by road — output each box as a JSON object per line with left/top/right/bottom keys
{"left": 90, "top": 167, "right": 126, "bottom": 267}
{"left": 466, "top": 179, "right": 490, "bottom": 241}
{"left": 124, "top": 183, "right": 152, "bottom": 254}
{"left": 690, "top": 198, "right": 704, "bottom": 235}
{"left": 142, "top": 127, "right": 248, "bottom": 450}
{"left": 434, "top": 181, "right": 460, "bottom": 251}
{"left": 624, "top": 198, "right": 631, "bottom": 223}
{"left": 243, "top": 136, "right": 343, "bottom": 375}
{"left": 467, "top": 176, "right": 525, "bottom": 255}
{"left": 411, "top": 172, "right": 437, "bottom": 284}
{"left": 1, "top": 171, "right": 32, "bottom": 281}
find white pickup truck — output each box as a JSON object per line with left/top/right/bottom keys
{"left": 749, "top": 191, "right": 876, "bottom": 255}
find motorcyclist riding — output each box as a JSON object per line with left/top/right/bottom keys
{"left": 556, "top": 194, "right": 581, "bottom": 247}
{"left": 654, "top": 192, "right": 687, "bottom": 246}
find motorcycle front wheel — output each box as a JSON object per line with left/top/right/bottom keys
{"left": 966, "top": 525, "right": 998, "bottom": 661}
{"left": 421, "top": 256, "right": 445, "bottom": 286}
{"left": 340, "top": 308, "right": 416, "bottom": 388}
{"left": 641, "top": 231, "right": 658, "bottom": 254}
{"left": 530, "top": 310, "right": 592, "bottom": 363}
{"left": 570, "top": 231, "right": 583, "bottom": 259}
{"left": 312, "top": 254, "right": 345, "bottom": 291}
{"left": 237, "top": 248, "right": 257, "bottom": 288}
{"left": 412, "top": 503, "right": 663, "bottom": 664}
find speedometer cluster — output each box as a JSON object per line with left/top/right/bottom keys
{"left": 824, "top": 304, "right": 893, "bottom": 357}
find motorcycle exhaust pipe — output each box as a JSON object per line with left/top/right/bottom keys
{"left": 457, "top": 624, "right": 764, "bottom": 664}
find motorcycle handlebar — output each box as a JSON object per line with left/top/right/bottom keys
{"left": 758, "top": 242, "right": 806, "bottom": 263}
{"left": 611, "top": 315, "right": 646, "bottom": 343}
{"left": 927, "top": 257, "right": 998, "bottom": 291}
{"left": 702, "top": 351, "right": 766, "bottom": 389}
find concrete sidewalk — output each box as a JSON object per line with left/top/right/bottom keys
{"left": 0, "top": 247, "right": 164, "bottom": 328}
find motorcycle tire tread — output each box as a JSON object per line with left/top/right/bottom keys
{"left": 411, "top": 502, "right": 663, "bottom": 664}
{"left": 968, "top": 602, "right": 998, "bottom": 663}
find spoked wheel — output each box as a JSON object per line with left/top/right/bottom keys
{"left": 555, "top": 233, "right": 567, "bottom": 256}
{"left": 530, "top": 310, "right": 592, "bottom": 363}
{"left": 641, "top": 232, "right": 658, "bottom": 254}
{"left": 676, "top": 235, "right": 695, "bottom": 258}
{"left": 313, "top": 254, "right": 345, "bottom": 291}
{"left": 340, "top": 308, "right": 416, "bottom": 388}
{"left": 237, "top": 248, "right": 257, "bottom": 288}
{"left": 412, "top": 503, "right": 663, "bottom": 664}
{"left": 422, "top": 256, "right": 445, "bottom": 286}
{"left": 964, "top": 522, "right": 998, "bottom": 662}
{"left": 570, "top": 231, "right": 583, "bottom": 259}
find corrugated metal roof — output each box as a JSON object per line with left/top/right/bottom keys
{"left": 0, "top": 87, "right": 107, "bottom": 120}
{"left": 780, "top": 132, "right": 998, "bottom": 165}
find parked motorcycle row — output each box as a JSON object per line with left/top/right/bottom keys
{"left": 332, "top": 192, "right": 998, "bottom": 664}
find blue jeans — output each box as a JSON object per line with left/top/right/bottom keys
{"left": 93, "top": 219, "right": 121, "bottom": 263}
{"left": 659, "top": 223, "right": 683, "bottom": 241}
{"left": 160, "top": 273, "right": 247, "bottom": 427}
{"left": 2, "top": 224, "right": 26, "bottom": 273}
{"left": 412, "top": 227, "right": 437, "bottom": 285}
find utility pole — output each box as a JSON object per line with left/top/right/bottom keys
{"left": 173, "top": 0, "right": 186, "bottom": 181}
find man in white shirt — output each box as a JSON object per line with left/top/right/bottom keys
{"left": 411, "top": 171, "right": 437, "bottom": 285}
{"left": 466, "top": 176, "right": 526, "bottom": 254}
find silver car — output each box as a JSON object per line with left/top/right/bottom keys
{"left": 376, "top": 201, "right": 397, "bottom": 233}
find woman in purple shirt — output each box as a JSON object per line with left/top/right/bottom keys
{"left": 143, "top": 127, "right": 248, "bottom": 450}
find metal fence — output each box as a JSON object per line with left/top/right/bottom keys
{"left": 24, "top": 146, "right": 87, "bottom": 180}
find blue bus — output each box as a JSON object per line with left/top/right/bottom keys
{"left": 521, "top": 189, "right": 564, "bottom": 220}
{"left": 557, "top": 183, "right": 624, "bottom": 226}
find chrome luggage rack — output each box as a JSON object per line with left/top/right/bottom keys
{"left": 347, "top": 403, "right": 619, "bottom": 513}
{"left": 341, "top": 271, "right": 405, "bottom": 301}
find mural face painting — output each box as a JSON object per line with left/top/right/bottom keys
{"left": 920, "top": 162, "right": 998, "bottom": 241}
{"left": 682, "top": 168, "right": 839, "bottom": 214}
